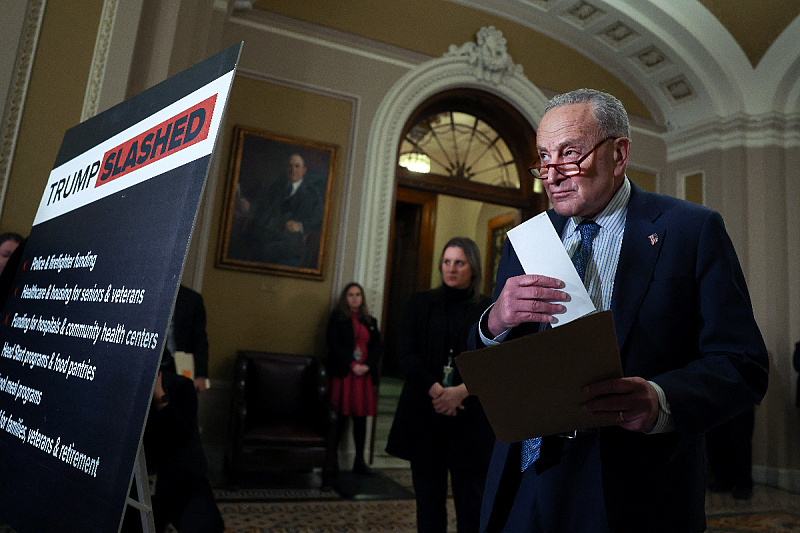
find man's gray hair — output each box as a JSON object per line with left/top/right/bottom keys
{"left": 544, "top": 89, "right": 630, "bottom": 139}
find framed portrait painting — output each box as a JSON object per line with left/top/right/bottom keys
{"left": 216, "top": 126, "right": 338, "bottom": 280}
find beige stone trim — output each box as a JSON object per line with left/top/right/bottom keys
{"left": 0, "top": 0, "right": 47, "bottom": 219}
{"left": 81, "top": 0, "right": 120, "bottom": 121}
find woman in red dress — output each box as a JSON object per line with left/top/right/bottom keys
{"left": 326, "top": 282, "right": 383, "bottom": 474}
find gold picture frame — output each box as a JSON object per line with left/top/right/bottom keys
{"left": 216, "top": 126, "right": 338, "bottom": 280}
{"left": 484, "top": 211, "right": 520, "bottom": 297}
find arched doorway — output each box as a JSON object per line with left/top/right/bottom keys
{"left": 373, "top": 88, "right": 545, "bottom": 466}
{"left": 381, "top": 88, "right": 544, "bottom": 379}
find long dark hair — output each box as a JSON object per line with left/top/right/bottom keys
{"left": 334, "top": 282, "right": 370, "bottom": 323}
{"left": 438, "top": 236, "right": 483, "bottom": 298}
{"left": 0, "top": 232, "right": 24, "bottom": 247}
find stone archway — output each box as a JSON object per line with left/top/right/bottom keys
{"left": 354, "top": 27, "right": 549, "bottom": 317}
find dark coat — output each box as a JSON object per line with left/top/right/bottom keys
{"left": 325, "top": 309, "right": 383, "bottom": 381}
{"left": 386, "top": 285, "right": 495, "bottom": 468}
{"left": 473, "top": 182, "right": 769, "bottom": 533}
{"left": 144, "top": 372, "right": 207, "bottom": 479}
{"left": 793, "top": 341, "right": 800, "bottom": 407}
{"left": 168, "top": 284, "right": 209, "bottom": 378}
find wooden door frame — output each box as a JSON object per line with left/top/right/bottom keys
{"left": 372, "top": 187, "right": 436, "bottom": 463}
{"left": 398, "top": 187, "right": 437, "bottom": 291}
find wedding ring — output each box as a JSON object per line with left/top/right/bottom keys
{"left": 618, "top": 411, "right": 625, "bottom": 422}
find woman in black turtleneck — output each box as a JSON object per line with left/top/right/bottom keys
{"left": 386, "top": 237, "right": 495, "bottom": 533}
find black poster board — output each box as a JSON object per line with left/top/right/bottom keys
{"left": 0, "top": 43, "right": 241, "bottom": 532}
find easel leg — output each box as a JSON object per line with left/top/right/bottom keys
{"left": 122, "top": 442, "right": 156, "bottom": 533}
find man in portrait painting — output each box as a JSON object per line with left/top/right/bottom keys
{"left": 234, "top": 153, "right": 323, "bottom": 268}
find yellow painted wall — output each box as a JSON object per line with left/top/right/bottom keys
{"left": 627, "top": 169, "right": 657, "bottom": 193}
{"left": 0, "top": 1, "right": 104, "bottom": 235}
{"left": 685, "top": 172, "right": 704, "bottom": 205}
{"left": 202, "top": 76, "right": 352, "bottom": 379}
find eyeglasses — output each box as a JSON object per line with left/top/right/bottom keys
{"left": 528, "top": 136, "right": 619, "bottom": 179}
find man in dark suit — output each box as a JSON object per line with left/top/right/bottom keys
{"left": 469, "top": 89, "right": 768, "bottom": 532}
{"left": 164, "top": 284, "right": 210, "bottom": 391}
{"left": 247, "top": 153, "right": 323, "bottom": 267}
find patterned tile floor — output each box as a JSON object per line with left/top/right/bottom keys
{"left": 0, "top": 480, "right": 797, "bottom": 532}
{"left": 216, "top": 472, "right": 800, "bottom": 533}
{"left": 211, "top": 377, "right": 800, "bottom": 533}
{"left": 0, "top": 483, "right": 797, "bottom": 532}
{"left": 705, "top": 484, "right": 800, "bottom": 532}
{"left": 219, "top": 499, "right": 436, "bottom": 533}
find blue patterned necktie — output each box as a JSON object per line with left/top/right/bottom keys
{"left": 571, "top": 220, "right": 600, "bottom": 282}
{"left": 520, "top": 220, "right": 600, "bottom": 472}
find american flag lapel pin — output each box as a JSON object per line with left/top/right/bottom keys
{"left": 648, "top": 233, "right": 659, "bottom": 245}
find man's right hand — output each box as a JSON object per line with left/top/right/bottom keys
{"left": 487, "top": 274, "right": 568, "bottom": 336}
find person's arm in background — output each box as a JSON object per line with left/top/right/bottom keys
{"left": 148, "top": 372, "right": 197, "bottom": 459}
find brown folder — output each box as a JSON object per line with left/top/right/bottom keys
{"left": 455, "top": 310, "right": 623, "bottom": 443}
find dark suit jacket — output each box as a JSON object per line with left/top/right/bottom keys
{"left": 122, "top": 371, "right": 224, "bottom": 533}
{"left": 250, "top": 178, "right": 323, "bottom": 266}
{"left": 0, "top": 238, "right": 25, "bottom": 312}
{"left": 472, "top": 182, "right": 769, "bottom": 532}
{"left": 169, "top": 285, "right": 209, "bottom": 378}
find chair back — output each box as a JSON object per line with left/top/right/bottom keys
{"left": 241, "top": 352, "right": 321, "bottom": 426}
{"left": 229, "top": 350, "right": 336, "bottom": 481}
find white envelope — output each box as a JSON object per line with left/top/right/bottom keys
{"left": 507, "top": 212, "right": 595, "bottom": 326}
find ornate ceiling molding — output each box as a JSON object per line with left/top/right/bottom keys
{"left": 451, "top": 0, "right": 800, "bottom": 134}
{"left": 666, "top": 112, "right": 800, "bottom": 162}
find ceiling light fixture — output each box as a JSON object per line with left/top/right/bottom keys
{"left": 398, "top": 152, "right": 431, "bottom": 173}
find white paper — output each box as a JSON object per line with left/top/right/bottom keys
{"left": 173, "top": 351, "right": 195, "bottom": 380}
{"left": 506, "top": 212, "right": 596, "bottom": 326}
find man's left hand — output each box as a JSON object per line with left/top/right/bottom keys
{"left": 581, "top": 377, "right": 659, "bottom": 432}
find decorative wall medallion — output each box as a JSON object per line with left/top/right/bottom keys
{"left": 444, "top": 26, "right": 523, "bottom": 85}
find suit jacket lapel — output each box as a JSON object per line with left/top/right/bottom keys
{"left": 611, "top": 183, "right": 665, "bottom": 356}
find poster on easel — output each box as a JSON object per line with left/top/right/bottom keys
{"left": 0, "top": 42, "right": 242, "bottom": 533}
